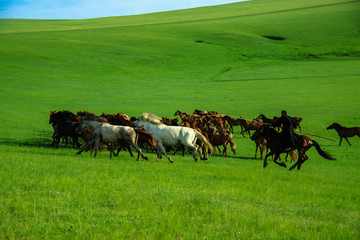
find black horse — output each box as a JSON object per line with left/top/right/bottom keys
{"left": 251, "top": 125, "right": 335, "bottom": 170}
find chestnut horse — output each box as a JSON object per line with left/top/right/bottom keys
{"left": 208, "top": 130, "right": 236, "bottom": 157}
{"left": 327, "top": 123, "right": 360, "bottom": 146}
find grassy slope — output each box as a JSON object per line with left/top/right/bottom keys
{"left": 1, "top": 0, "right": 359, "bottom": 136}
{"left": 0, "top": 0, "right": 360, "bottom": 239}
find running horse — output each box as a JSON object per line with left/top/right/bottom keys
{"left": 327, "top": 123, "right": 360, "bottom": 146}
{"left": 133, "top": 113, "right": 213, "bottom": 163}
{"left": 251, "top": 125, "right": 335, "bottom": 170}
{"left": 76, "top": 118, "right": 148, "bottom": 161}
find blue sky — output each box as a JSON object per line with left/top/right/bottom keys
{"left": 0, "top": 0, "right": 245, "bottom": 19}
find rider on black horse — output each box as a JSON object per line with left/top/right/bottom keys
{"left": 273, "top": 110, "right": 299, "bottom": 152}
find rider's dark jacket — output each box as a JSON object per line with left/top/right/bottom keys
{"left": 273, "top": 114, "right": 298, "bottom": 149}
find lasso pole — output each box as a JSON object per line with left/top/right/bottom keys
{"left": 294, "top": 130, "right": 337, "bottom": 142}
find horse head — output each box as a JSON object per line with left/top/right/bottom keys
{"left": 49, "top": 111, "right": 56, "bottom": 124}
{"left": 133, "top": 117, "right": 143, "bottom": 128}
{"left": 256, "top": 114, "right": 264, "bottom": 120}
{"left": 174, "top": 110, "right": 181, "bottom": 116}
{"left": 251, "top": 125, "right": 265, "bottom": 140}
{"left": 75, "top": 120, "right": 87, "bottom": 134}
{"left": 251, "top": 124, "right": 275, "bottom": 140}
{"left": 327, "top": 123, "right": 340, "bottom": 130}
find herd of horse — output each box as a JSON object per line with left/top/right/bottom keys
{"left": 49, "top": 109, "right": 360, "bottom": 170}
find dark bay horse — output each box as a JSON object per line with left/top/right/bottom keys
{"left": 251, "top": 125, "right": 335, "bottom": 170}
{"left": 251, "top": 125, "right": 299, "bottom": 168}
{"left": 327, "top": 123, "right": 360, "bottom": 146}
{"left": 288, "top": 135, "right": 336, "bottom": 170}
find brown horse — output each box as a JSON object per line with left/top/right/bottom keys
{"left": 251, "top": 125, "right": 335, "bottom": 170}
{"left": 239, "top": 119, "right": 263, "bottom": 137}
{"left": 257, "top": 114, "right": 302, "bottom": 131}
{"left": 327, "top": 123, "right": 360, "bottom": 146}
{"left": 251, "top": 135, "right": 267, "bottom": 160}
{"left": 256, "top": 114, "right": 279, "bottom": 125}
{"left": 222, "top": 115, "right": 244, "bottom": 133}
{"left": 208, "top": 130, "right": 236, "bottom": 157}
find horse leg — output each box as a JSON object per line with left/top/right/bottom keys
{"left": 223, "top": 144, "right": 228, "bottom": 157}
{"left": 344, "top": 137, "right": 352, "bottom": 146}
{"left": 202, "top": 143, "right": 208, "bottom": 158}
{"left": 274, "top": 154, "right": 287, "bottom": 168}
{"left": 263, "top": 152, "right": 274, "bottom": 168}
{"left": 93, "top": 137, "right": 100, "bottom": 158}
{"left": 76, "top": 139, "right": 95, "bottom": 155}
{"left": 55, "top": 135, "right": 61, "bottom": 148}
{"left": 156, "top": 145, "right": 163, "bottom": 161}
{"left": 198, "top": 145, "right": 208, "bottom": 160}
{"left": 129, "top": 141, "right": 147, "bottom": 161}
{"left": 157, "top": 141, "right": 173, "bottom": 163}
{"left": 296, "top": 150, "right": 307, "bottom": 170}
{"left": 339, "top": 137, "right": 343, "bottom": 146}
{"left": 192, "top": 145, "right": 199, "bottom": 162}
{"left": 260, "top": 145, "right": 266, "bottom": 160}
{"left": 125, "top": 144, "right": 134, "bottom": 158}
{"left": 240, "top": 127, "right": 246, "bottom": 137}
{"left": 117, "top": 141, "right": 134, "bottom": 158}
{"left": 289, "top": 149, "right": 303, "bottom": 171}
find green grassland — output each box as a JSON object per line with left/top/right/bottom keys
{"left": 1, "top": 0, "right": 360, "bottom": 239}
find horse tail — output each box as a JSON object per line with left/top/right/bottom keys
{"left": 195, "top": 130, "right": 214, "bottom": 152}
{"left": 313, "top": 140, "right": 336, "bottom": 160}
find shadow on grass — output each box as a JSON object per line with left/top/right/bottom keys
{"left": 211, "top": 154, "right": 260, "bottom": 161}
{"left": 0, "top": 137, "right": 55, "bottom": 149}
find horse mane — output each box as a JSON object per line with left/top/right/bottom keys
{"left": 141, "top": 113, "right": 164, "bottom": 125}
{"left": 82, "top": 114, "right": 109, "bottom": 123}
{"left": 264, "top": 125, "right": 279, "bottom": 134}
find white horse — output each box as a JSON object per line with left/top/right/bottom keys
{"left": 76, "top": 119, "right": 148, "bottom": 161}
{"left": 133, "top": 113, "right": 213, "bottom": 163}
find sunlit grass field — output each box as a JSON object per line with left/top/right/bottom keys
{"left": 0, "top": 0, "right": 360, "bottom": 239}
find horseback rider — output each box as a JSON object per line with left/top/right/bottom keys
{"left": 273, "top": 110, "right": 298, "bottom": 152}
